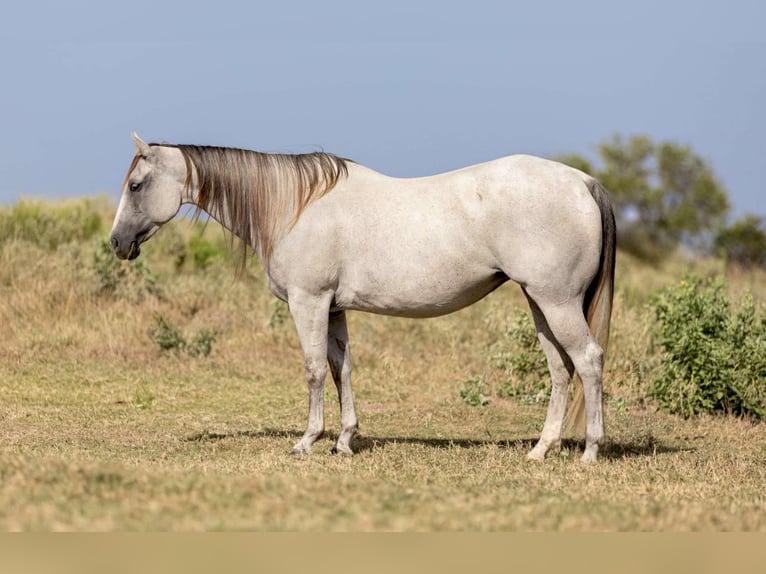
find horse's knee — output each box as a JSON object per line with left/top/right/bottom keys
{"left": 304, "top": 357, "right": 327, "bottom": 386}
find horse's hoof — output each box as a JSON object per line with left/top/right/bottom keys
{"left": 525, "top": 445, "right": 547, "bottom": 461}
{"left": 331, "top": 445, "right": 354, "bottom": 456}
{"left": 580, "top": 451, "right": 598, "bottom": 465}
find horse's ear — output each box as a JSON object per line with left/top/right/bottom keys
{"left": 131, "top": 131, "right": 152, "bottom": 157}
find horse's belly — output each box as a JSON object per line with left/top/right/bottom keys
{"left": 334, "top": 268, "right": 508, "bottom": 318}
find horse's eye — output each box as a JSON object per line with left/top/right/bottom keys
{"left": 129, "top": 181, "right": 142, "bottom": 192}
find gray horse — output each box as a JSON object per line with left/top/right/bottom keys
{"left": 111, "top": 132, "right": 615, "bottom": 463}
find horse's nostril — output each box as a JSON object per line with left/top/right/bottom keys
{"left": 110, "top": 236, "right": 119, "bottom": 250}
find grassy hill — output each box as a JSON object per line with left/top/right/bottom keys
{"left": 1, "top": 197, "right": 764, "bottom": 530}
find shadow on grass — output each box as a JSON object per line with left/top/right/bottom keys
{"left": 185, "top": 428, "right": 691, "bottom": 459}
{"left": 185, "top": 428, "right": 303, "bottom": 442}
{"left": 352, "top": 435, "right": 690, "bottom": 459}
{"left": 598, "top": 436, "right": 694, "bottom": 459}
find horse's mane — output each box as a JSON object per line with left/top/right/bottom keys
{"left": 159, "top": 144, "right": 349, "bottom": 271}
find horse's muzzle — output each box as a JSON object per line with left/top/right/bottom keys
{"left": 110, "top": 234, "right": 141, "bottom": 260}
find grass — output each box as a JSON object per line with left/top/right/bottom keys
{"left": 1, "top": 204, "right": 765, "bottom": 530}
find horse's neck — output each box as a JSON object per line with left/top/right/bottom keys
{"left": 183, "top": 159, "right": 293, "bottom": 264}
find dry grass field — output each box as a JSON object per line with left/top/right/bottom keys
{"left": 1, "top": 199, "right": 765, "bottom": 531}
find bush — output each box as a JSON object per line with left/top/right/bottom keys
{"left": 648, "top": 275, "right": 766, "bottom": 419}
{"left": 0, "top": 197, "right": 106, "bottom": 249}
{"left": 150, "top": 314, "right": 216, "bottom": 358}
{"left": 493, "top": 310, "right": 549, "bottom": 404}
{"left": 715, "top": 214, "right": 766, "bottom": 269}
{"left": 187, "top": 328, "right": 216, "bottom": 357}
{"left": 151, "top": 314, "right": 186, "bottom": 352}
{"left": 188, "top": 235, "right": 226, "bottom": 271}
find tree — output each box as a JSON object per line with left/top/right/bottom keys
{"left": 715, "top": 214, "right": 766, "bottom": 269}
{"left": 596, "top": 134, "right": 655, "bottom": 232}
{"left": 654, "top": 142, "right": 730, "bottom": 251}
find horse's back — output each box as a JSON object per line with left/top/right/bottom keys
{"left": 336, "top": 155, "right": 604, "bottom": 285}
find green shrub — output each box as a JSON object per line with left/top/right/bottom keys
{"left": 493, "top": 310, "right": 549, "bottom": 404}
{"left": 188, "top": 236, "right": 225, "bottom": 271}
{"left": 151, "top": 314, "right": 187, "bottom": 352}
{"left": 150, "top": 314, "right": 216, "bottom": 358}
{"left": 0, "top": 198, "right": 105, "bottom": 249}
{"left": 187, "top": 328, "right": 216, "bottom": 358}
{"left": 648, "top": 275, "right": 766, "bottom": 419}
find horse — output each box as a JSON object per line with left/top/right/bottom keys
{"left": 110, "top": 132, "right": 615, "bottom": 463}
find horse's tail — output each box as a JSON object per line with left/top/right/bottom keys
{"left": 562, "top": 178, "right": 616, "bottom": 437}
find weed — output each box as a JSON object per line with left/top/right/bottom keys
{"left": 268, "top": 299, "right": 290, "bottom": 329}
{"left": 150, "top": 313, "right": 216, "bottom": 358}
{"left": 151, "top": 314, "right": 186, "bottom": 353}
{"left": 187, "top": 329, "right": 216, "bottom": 358}
{"left": 608, "top": 396, "right": 629, "bottom": 418}
{"left": 132, "top": 388, "right": 155, "bottom": 410}
{"left": 460, "top": 374, "right": 491, "bottom": 407}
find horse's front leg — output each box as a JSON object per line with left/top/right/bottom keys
{"left": 288, "top": 290, "right": 332, "bottom": 455}
{"left": 328, "top": 310, "right": 358, "bottom": 455}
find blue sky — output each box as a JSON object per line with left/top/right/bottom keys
{"left": 1, "top": 1, "right": 763, "bottom": 218}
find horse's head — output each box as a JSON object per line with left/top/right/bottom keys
{"left": 110, "top": 132, "right": 187, "bottom": 260}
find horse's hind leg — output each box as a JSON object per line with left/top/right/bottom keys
{"left": 525, "top": 293, "right": 605, "bottom": 464}
{"left": 523, "top": 293, "right": 575, "bottom": 461}
{"left": 327, "top": 310, "right": 358, "bottom": 455}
